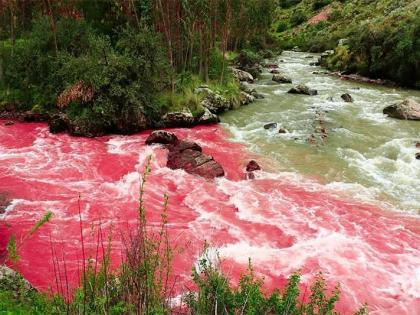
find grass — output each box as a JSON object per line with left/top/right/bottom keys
{"left": 0, "top": 158, "right": 369, "bottom": 314}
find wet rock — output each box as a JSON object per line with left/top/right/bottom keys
{"left": 246, "top": 172, "right": 255, "bottom": 180}
{"left": 4, "top": 121, "right": 14, "bottom": 126}
{"left": 167, "top": 145, "right": 224, "bottom": 179}
{"left": 145, "top": 130, "right": 178, "bottom": 145}
{"left": 264, "top": 122, "right": 277, "bottom": 129}
{"left": 270, "top": 69, "right": 280, "bottom": 74}
{"left": 292, "top": 46, "right": 301, "bottom": 52}
{"left": 167, "top": 140, "right": 202, "bottom": 153}
{"left": 252, "top": 92, "right": 265, "bottom": 99}
{"left": 239, "top": 83, "right": 264, "bottom": 100}
{"left": 197, "top": 108, "right": 220, "bottom": 124}
{"left": 310, "top": 61, "right": 320, "bottom": 66}
{"left": 327, "top": 96, "right": 335, "bottom": 102}
{"left": 341, "top": 93, "right": 354, "bottom": 103}
{"left": 246, "top": 160, "right": 261, "bottom": 172}
{"left": 288, "top": 84, "right": 318, "bottom": 96}
{"left": 305, "top": 55, "right": 313, "bottom": 59}
{"left": 49, "top": 114, "right": 69, "bottom": 134}
{"left": 264, "top": 63, "right": 279, "bottom": 69}
{"left": 416, "top": 142, "right": 420, "bottom": 149}
{"left": 239, "top": 92, "right": 255, "bottom": 105}
{"left": 383, "top": 99, "right": 420, "bottom": 121}
{"left": 161, "top": 109, "right": 195, "bottom": 127}
{"left": 21, "top": 111, "right": 47, "bottom": 122}
{"left": 278, "top": 128, "right": 287, "bottom": 134}
{"left": 0, "top": 193, "right": 10, "bottom": 215}
{"left": 232, "top": 68, "right": 254, "bottom": 83}
{"left": 272, "top": 73, "right": 292, "bottom": 84}
{"left": 416, "top": 153, "right": 420, "bottom": 160}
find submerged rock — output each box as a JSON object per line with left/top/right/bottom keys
{"left": 341, "top": 93, "right": 354, "bottom": 103}
{"left": 272, "top": 73, "right": 292, "bottom": 84}
{"left": 4, "top": 121, "right": 14, "bottom": 126}
{"left": 288, "top": 84, "right": 318, "bottom": 96}
{"left": 232, "top": 68, "right": 254, "bottom": 83}
{"left": 145, "top": 130, "right": 178, "bottom": 145}
{"left": 264, "top": 122, "right": 277, "bottom": 129}
{"left": 264, "top": 63, "right": 279, "bottom": 69}
{"left": 383, "top": 99, "right": 420, "bottom": 120}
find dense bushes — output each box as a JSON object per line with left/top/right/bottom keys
{"left": 274, "top": 0, "right": 420, "bottom": 87}
{"left": 0, "top": 0, "right": 278, "bottom": 136}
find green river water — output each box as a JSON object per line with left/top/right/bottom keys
{"left": 221, "top": 51, "right": 420, "bottom": 214}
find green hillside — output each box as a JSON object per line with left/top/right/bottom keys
{"left": 274, "top": 0, "right": 420, "bottom": 87}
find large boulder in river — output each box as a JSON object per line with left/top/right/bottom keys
{"left": 146, "top": 130, "right": 178, "bottom": 145}
{"left": 288, "top": 84, "right": 318, "bottom": 96}
{"left": 383, "top": 99, "right": 420, "bottom": 120}
{"left": 232, "top": 68, "right": 254, "bottom": 83}
{"left": 145, "top": 133, "right": 224, "bottom": 179}
{"left": 272, "top": 73, "right": 292, "bottom": 84}
{"left": 166, "top": 141, "right": 224, "bottom": 179}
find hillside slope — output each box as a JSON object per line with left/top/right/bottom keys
{"left": 275, "top": 0, "right": 420, "bottom": 87}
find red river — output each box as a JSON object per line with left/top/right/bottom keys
{"left": 0, "top": 120, "right": 419, "bottom": 314}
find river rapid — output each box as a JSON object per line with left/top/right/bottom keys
{"left": 0, "top": 52, "right": 419, "bottom": 314}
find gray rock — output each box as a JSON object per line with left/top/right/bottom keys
{"left": 232, "top": 68, "right": 254, "bottom": 83}
{"left": 341, "top": 93, "right": 354, "bottom": 103}
{"left": 239, "top": 92, "right": 255, "bottom": 105}
{"left": 197, "top": 108, "right": 220, "bottom": 124}
{"left": 264, "top": 122, "right": 277, "bottom": 129}
{"left": 383, "top": 99, "right": 420, "bottom": 120}
{"left": 288, "top": 84, "right": 318, "bottom": 96}
{"left": 196, "top": 88, "right": 231, "bottom": 114}
{"left": 161, "top": 109, "right": 195, "bottom": 127}
{"left": 272, "top": 73, "right": 292, "bottom": 84}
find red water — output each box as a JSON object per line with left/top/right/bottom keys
{"left": 0, "top": 120, "right": 419, "bottom": 314}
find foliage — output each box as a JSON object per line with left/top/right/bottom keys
{"left": 185, "top": 249, "right": 368, "bottom": 315}
{"left": 274, "top": 0, "right": 420, "bottom": 87}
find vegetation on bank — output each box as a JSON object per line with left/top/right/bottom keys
{"left": 0, "top": 159, "right": 369, "bottom": 314}
{"left": 273, "top": 0, "right": 420, "bottom": 88}
{"left": 0, "top": 0, "right": 277, "bottom": 136}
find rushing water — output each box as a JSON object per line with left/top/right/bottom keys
{"left": 222, "top": 51, "right": 420, "bottom": 214}
{"left": 0, "top": 52, "right": 419, "bottom": 314}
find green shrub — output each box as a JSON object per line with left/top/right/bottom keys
{"left": 290, "top": 9, "right": 308, "bottom": 27}
{"left": 313, "top": 0, "right": 332, "bottom": 11}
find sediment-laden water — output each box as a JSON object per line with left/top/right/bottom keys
{"left": 0, "top": 52, "right": 419, "bottom": 314}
